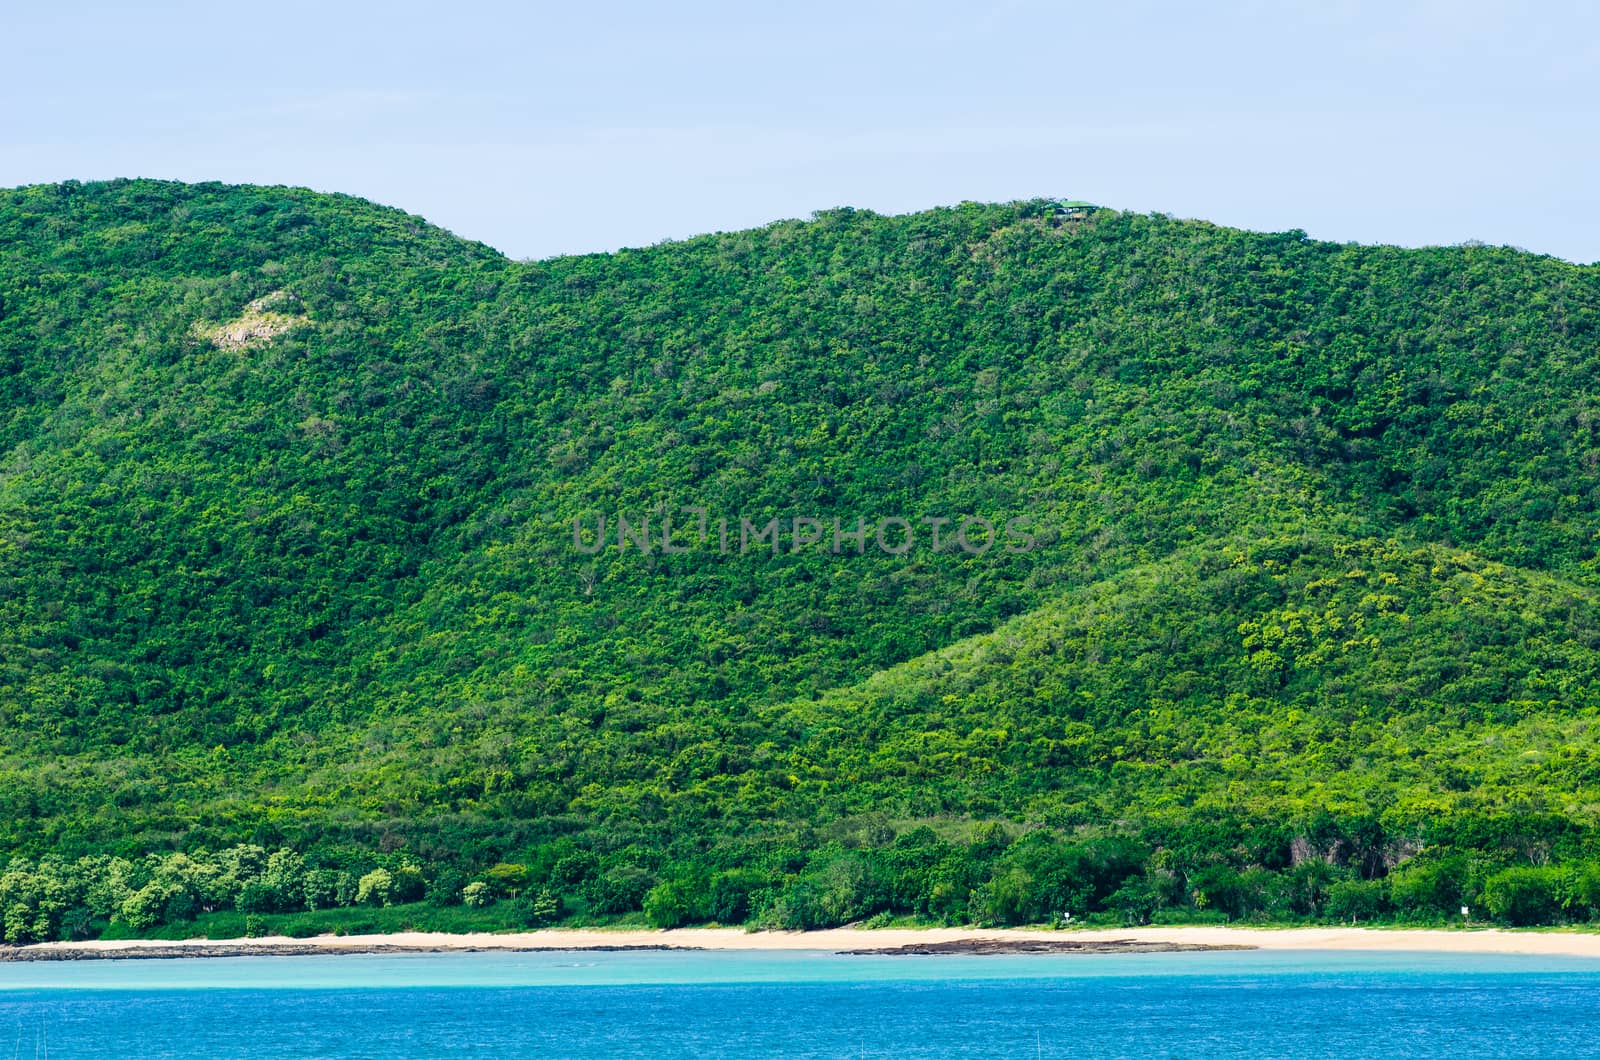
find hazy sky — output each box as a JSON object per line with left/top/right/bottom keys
{"left": 5, "top": 0, "right": 1598, "bottom": 262}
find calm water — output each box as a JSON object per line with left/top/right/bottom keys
{"left": 3, "top": 949, "right": 1600, "bottom": 1057}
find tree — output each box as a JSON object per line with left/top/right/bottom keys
{"left": 1326, "top": 880, "right": 1387, "bottom": 924}
{"left": 356, "top": 869, "right": 395, "bottom": 907}
{"left": 644, "top": 879, "right": 706, "bottom": 928}
{"left": 586, "top": 866, "right": 654, "bottom": 914}
{"left": 514, "top": 889, "right": 563, "bottom": 927}
{"left": 1483, "top": 867, "right": 1565, "bottom": 927}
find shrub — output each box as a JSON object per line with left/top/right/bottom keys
{"left": 1109, "top": 877, "right": 1162, "bottom": 926}
{"left": 58, "top": 907, "right": 95, "bottom": 942}
{"left": 355, "top": 869, "right": 394, "bottom": 907}
{"left": 1388, "top": 856, "right": 1469, "bottom": 918}
{"left": 1188, "top": 865, "right": 1247, "bottom": 921}
{"left": 767, "top": 852, "right": 888, "bottom": 929}
{"left": 428, "top": 870, "right": 467, "bottom": 907}
{"left": 1285, "top": 860, "right": 1343, "bottom": 918}
{"left": 236, "top": 881, "right": 277, "bottom": 915}
{"left": 303, "top": 869, "right": 351, "bottom": 911}
{"left": 706, "top": 870, "right": 766, "bottom": 924}
{"left": 550, "top": 852, "right": 599, "bottom": 891}
{"left": 1562, "top": 862, "right": 1600, "bottom": 920}
{"left": 513, "top": 888, "right": 563, "bottom": 927}
{"left": 1326, "top": 879, "right": 1388, "bottom": 923}
{"left": 119, "top": 882, "right": 177, "bottom": 931}
{"left": 485, "top": 863, "right": 530, "bottom": 898}
{"left": 970, "top": 866, "right": 1036, "bottom": 927}
{"left": 391, "top": 865, "right": 426, "bottom": 904}
{"left": 586, "top": 866, "right": 654, "bottom": 914}
{"left": 643, "top": 879, "right": 707, "bottom": 929}
{"left": 1483, "top": 867, "right": 1565, "bottom": 926}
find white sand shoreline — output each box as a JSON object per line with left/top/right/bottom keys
{"left": 17, "top": 925, "right": 1600, "bottom": 958}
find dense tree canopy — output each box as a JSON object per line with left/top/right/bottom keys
{"left": 3, "top": 179, "right": 1600, "bottom": 937}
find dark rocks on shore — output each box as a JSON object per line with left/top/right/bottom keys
{"left": 838, "top": 939, "right": 1257, "bottom": 956}
{"left": 0, "top": 938, "right": 1256, "bottom": 962}
{"left": 0, "top": 943, "right": 688, "bottom": 962}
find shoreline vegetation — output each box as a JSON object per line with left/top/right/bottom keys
{"left": 7, "top": 834, "right": 1598, "bottom": 948}
{"left": 7, "top": 833, "right": 1600, "bottom": 947}
{"left": 13, "top": 925, "right": 1600, "bottom": 962}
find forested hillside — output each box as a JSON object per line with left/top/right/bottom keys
{"left": 3, "top": 178, "right": 1600, "bottom": 940}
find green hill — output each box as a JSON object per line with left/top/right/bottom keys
{"left": 3, "top": 178, "right": 1600, "bottom": 939}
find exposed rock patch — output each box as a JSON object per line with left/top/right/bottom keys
{"left": 195, "top": 290, "right": 309, "bottom": 351}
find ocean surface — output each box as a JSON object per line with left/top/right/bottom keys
{"left": 3, "top": 948, "right": 1600, "bottom": 1057}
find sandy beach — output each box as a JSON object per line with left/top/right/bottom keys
{"left": 12, "top": 924, "right": 1600, "bottom": 960}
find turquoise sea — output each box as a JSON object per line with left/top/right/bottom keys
{"left": 3, "top": 948, "right": 1600, "bottom": 1057}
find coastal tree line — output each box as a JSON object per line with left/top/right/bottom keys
{"left": 6, "top": 813, "right": 1600, "bottom": 944}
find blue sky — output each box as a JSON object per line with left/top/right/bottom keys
{"left": 5, "top": 0, "right": 1598, "bottom": 262}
